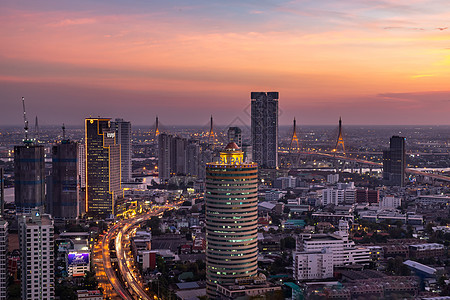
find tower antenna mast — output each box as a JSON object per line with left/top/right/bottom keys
{"left": 21, "top": 97, "right": 29, "bottom": 142}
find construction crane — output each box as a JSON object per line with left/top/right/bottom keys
{"left": 20, "top": 97, "right": 30, "bottom": 143}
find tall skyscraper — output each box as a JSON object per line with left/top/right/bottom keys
{"left": 205, "top": 143, "right": 258, "bottom": 298}
{"left": 14, "top": 144, "right": 45, "bottom": 213}
{"left": 251, "top": 92, "right": 278, "bottom": 168}
{"left": 0, "top": 219, "right": 7, "bottom": 300}
{"left": 50, "top": 141, "right": 79, "bottom": 219}
{"left": 111, "top": 118, "right": 132, "bottom": 183}
{"left": 227, "top": 127, "right": 242, "bottom": 147}
{"left": 85, "top": 118, "right": 121, "bottom": 218}
{"left": 383, "top": 136, "right": 406, "bottom": 187}
{"left": 158, "top": 133, "right": 172, "bottom": 182}
{"left": 19, "top": 210, "right": 54, "bottom": 300}
{"left": 185, "top": 142, "right": 200, "bottom": 176}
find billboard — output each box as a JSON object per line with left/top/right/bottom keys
{"left": 67, "top": 252, "right": 89, "bottom": 266}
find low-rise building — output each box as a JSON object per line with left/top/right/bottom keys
{"left": 293, "top": 248, "right": 334, "bottom": 281}
{"left": 77, "top": 290, "right": 102, "bottom": 300}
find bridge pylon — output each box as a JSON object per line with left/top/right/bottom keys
{"left": 288, "top": 117, "right": 302, "bottom": 168}
{"left": 333, "top": 117, "right": 346, "bottom": 155}
{"left": 208, "top": 115, "right": 216, "bottom": 149}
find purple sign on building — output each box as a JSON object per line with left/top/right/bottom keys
{"left": 68, "top": 252, "right": 89, "bottom": 266}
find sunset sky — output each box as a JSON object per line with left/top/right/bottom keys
{"left": 1, "top": 0, "right": 450, "bottom": 126}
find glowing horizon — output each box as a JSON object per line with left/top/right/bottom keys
{"left": 1, "top": 0, "right": 450, "bottom": 126}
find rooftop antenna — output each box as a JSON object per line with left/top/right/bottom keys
{"left": 20, "top": 97, "right": 31, "bottom": 144}
{"left": 34, "top": 116, "right": 39, "bottom": 142}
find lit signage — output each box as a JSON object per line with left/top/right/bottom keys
{"left": 106, "top": 132, "right": 115, "bottom": 138}
{"left": 68, "top": 252, "right": 89, "bottom": 266}
{"left": 218, "top": 151, "right": 244, "bottom": 165}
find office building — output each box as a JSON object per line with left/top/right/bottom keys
{"left": 85, "top": 118, "right": 121, "bottom": 218}
{"left": 293, "top": 248, "right": 333, "bottom": 281}
{"left": 205, "top": 143, "right": 258, "bottom": 298}
{"left": 14, "top": 144, "right": 45, "bottom": 213}
{"left": 111, "top": 118, "right": 132, "bottom": 183}
{"left": 185, "top": 142, "right": 200, "bottom": 176}
{"left": 158, "top": 133, "right": 172, "bottom": 182}
{"left": 172, "top": 136, "right": 187, "bottom": 174}
{"left": 383, "top": 136, "right": 406, "bottom": 187}
{"left": 295, "top": 221, "right": 370, "bottom": 267}
{"left": 227, "top": 127, "right": 242, "bottom": 147}
{"left": 19, "top": 210, "right": 54, "bottom": 300}
{"left": 379, "top": 196, "right": 402, "bottom": 208}
{"left": 251, "top": 92, "right": 278, "bottom": 168}
{"left": 0, "top": 220, "right": 7, "bottom": 300}
{"left": 51, "top": 141, "right": 79, "bottom": 219}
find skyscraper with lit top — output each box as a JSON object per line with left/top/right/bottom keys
{"left": 85, "top": 118, "right": 121, "bottom": 218}
{"left": 205, "top": 143, "right": 258, "bottom": 298}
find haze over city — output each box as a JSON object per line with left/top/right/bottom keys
{"left": 2, "top": 0, "right": 450, "bottom": 125}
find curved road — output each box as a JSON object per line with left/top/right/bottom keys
{"left": 102, "top": 208, "right": 166, "bottom": 299}
{"left": 101, "top": 223, "right": 134, "bottom": 300}
{"left": 115, "top": 214, "right": 157, "bottom": 300}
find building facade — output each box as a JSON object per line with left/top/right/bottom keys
{"left": 205, "top": 143, "right": 258, "bottom": 298}
{"left": 383, "top": 136, "right": 406, "bottom": 187}
{"left": 85, "top": 118, "right": 121, "bottom": 218}
{"left": 227, "top": 127, "right": 242, "bottom": 147}
{"left": 293, "top": 248, "right": 334, "bottom": 281}
{"left": 19, "top": 210, "right": 54, "bottom": 300}
{"left": 51, "top": 141, "right": 79, "bottom": 219}
{"left": 14, "top": 144, "right": 45, "bottom": 213}
{"left": 0, "top": 220, "right": 7, "bottom": 300}
{"left": 251, "top": 92, "right": 278, "bottom": 168}
{"left": 111, "top": 118, "right": 132, "bottom": 183}
{"left": 295, "top": 221, "right": 370, "bottom": 268}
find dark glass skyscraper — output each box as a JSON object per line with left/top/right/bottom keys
{"left": 383, "top": 136, "right": 406, "bottom": 187}
{"left": 50, "top": 141, "right": 79, "bottom": 219}
{"left": 85, "top": 118, "right": 121, "bottom": 218}
{"left": 14, "top": 144, "right": 45, "bottom": 213}
{"left": 251, "top": 92, "right": 278, "bottom": 168}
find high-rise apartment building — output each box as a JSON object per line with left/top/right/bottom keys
{"left": 205, "top": 143, "right": 258, "bottom": 298}
{"left": 85, "top": 118, "right": 121, "bottom": 218}
{"left": 14, "top": 144, "right": 45, "bottom": 213}
{"left": 251, "top": 92, "right": 278, "bottom": 168}
{"left": 19, "top": 210, "right": 54, "bottom": 300}
{"left": 383, "top": 136, "right": 406, "bottom": 187}
{"left": 0, "top": 219, "right": 7, "bottom": 300}
{"left": 227, "top": 127, "right": 242, "bottom": 147}
{"left": 158, "top": 133, "right": 172, "bottom": 182}
{"left": 50, "top": 141, "right": 79, "bottom": 219}
{"left": 111, "top": 118, "right": 132, "bottom": 183}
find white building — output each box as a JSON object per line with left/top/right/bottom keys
{"left": 265, "top": 190, "right": 285, "bottom": 201}
{"left": 0, "top": 220, "right": 7, "bottom": 300}
{"left": 67, "top": 251, "right": 90, "bottom": 277}
{"left": 379, "top": 196, "right": 402, "bottom": 208}
{"left": 327, "top": 174, "right": 339, "bottom": 184}
{"left": 19, "top": 210, "right": 54, "bottom": 300}
{"left": 321, "top": 188, "right": 344, "bottom": 206}
{"left": 77, "top": 290, "right": 102, "bottom": 300}
{"left": 293, "top": 248, "right": 334, "bottom": 281}
{"left": 295, "top": 221, "right": 370, "bottom": 268}
{"left": 111, "top": 118, "right": 132, "bottom": 183}
{"left": 275, "top": 176, "right": 297, "bottom": 189}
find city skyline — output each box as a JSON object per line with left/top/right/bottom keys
{"left": 1, "top": 1, "right": 450, "bottom": 126}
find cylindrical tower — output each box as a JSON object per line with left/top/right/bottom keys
{"left": 205, "top": 143, "right": 258, "bottom": 298}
